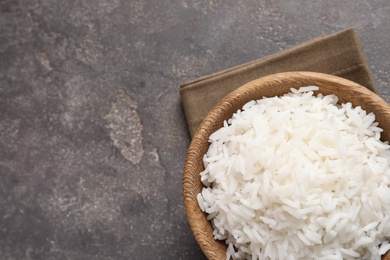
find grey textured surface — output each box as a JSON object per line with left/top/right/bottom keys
{"left": 0, "top": 0, "right": 390, "bottom": 259}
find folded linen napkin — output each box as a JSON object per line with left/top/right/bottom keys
{"left": 180, "top": 28, "right": 376, "bottom": 138}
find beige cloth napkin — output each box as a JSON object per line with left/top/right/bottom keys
{"left": 180, "top": 28, "right": 376, "bottom": 138}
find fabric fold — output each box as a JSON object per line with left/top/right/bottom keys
{"left": 180, "top": 28, "right": 376, "bottom": 138}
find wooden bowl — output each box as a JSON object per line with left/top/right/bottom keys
{"left": 183, "top": 71, "right": 390, "bottom": 260}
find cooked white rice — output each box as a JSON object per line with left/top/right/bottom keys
{"left": 197, "top": 86, "right": 390, "bottom": 260}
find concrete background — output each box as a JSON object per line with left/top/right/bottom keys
{"left": 0, "top": 0, "right": 389, "bottom": 259}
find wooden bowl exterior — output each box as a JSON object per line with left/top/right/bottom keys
{"left": 183, "top": 71, "right": 390, "bottom": 260}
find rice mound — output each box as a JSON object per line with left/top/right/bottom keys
{"left": 197, "top": 86, "right": 390, "bottom": 260}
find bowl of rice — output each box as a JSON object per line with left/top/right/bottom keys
{"left": 183, "top": 71, "right": 390, "bottom": 260}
